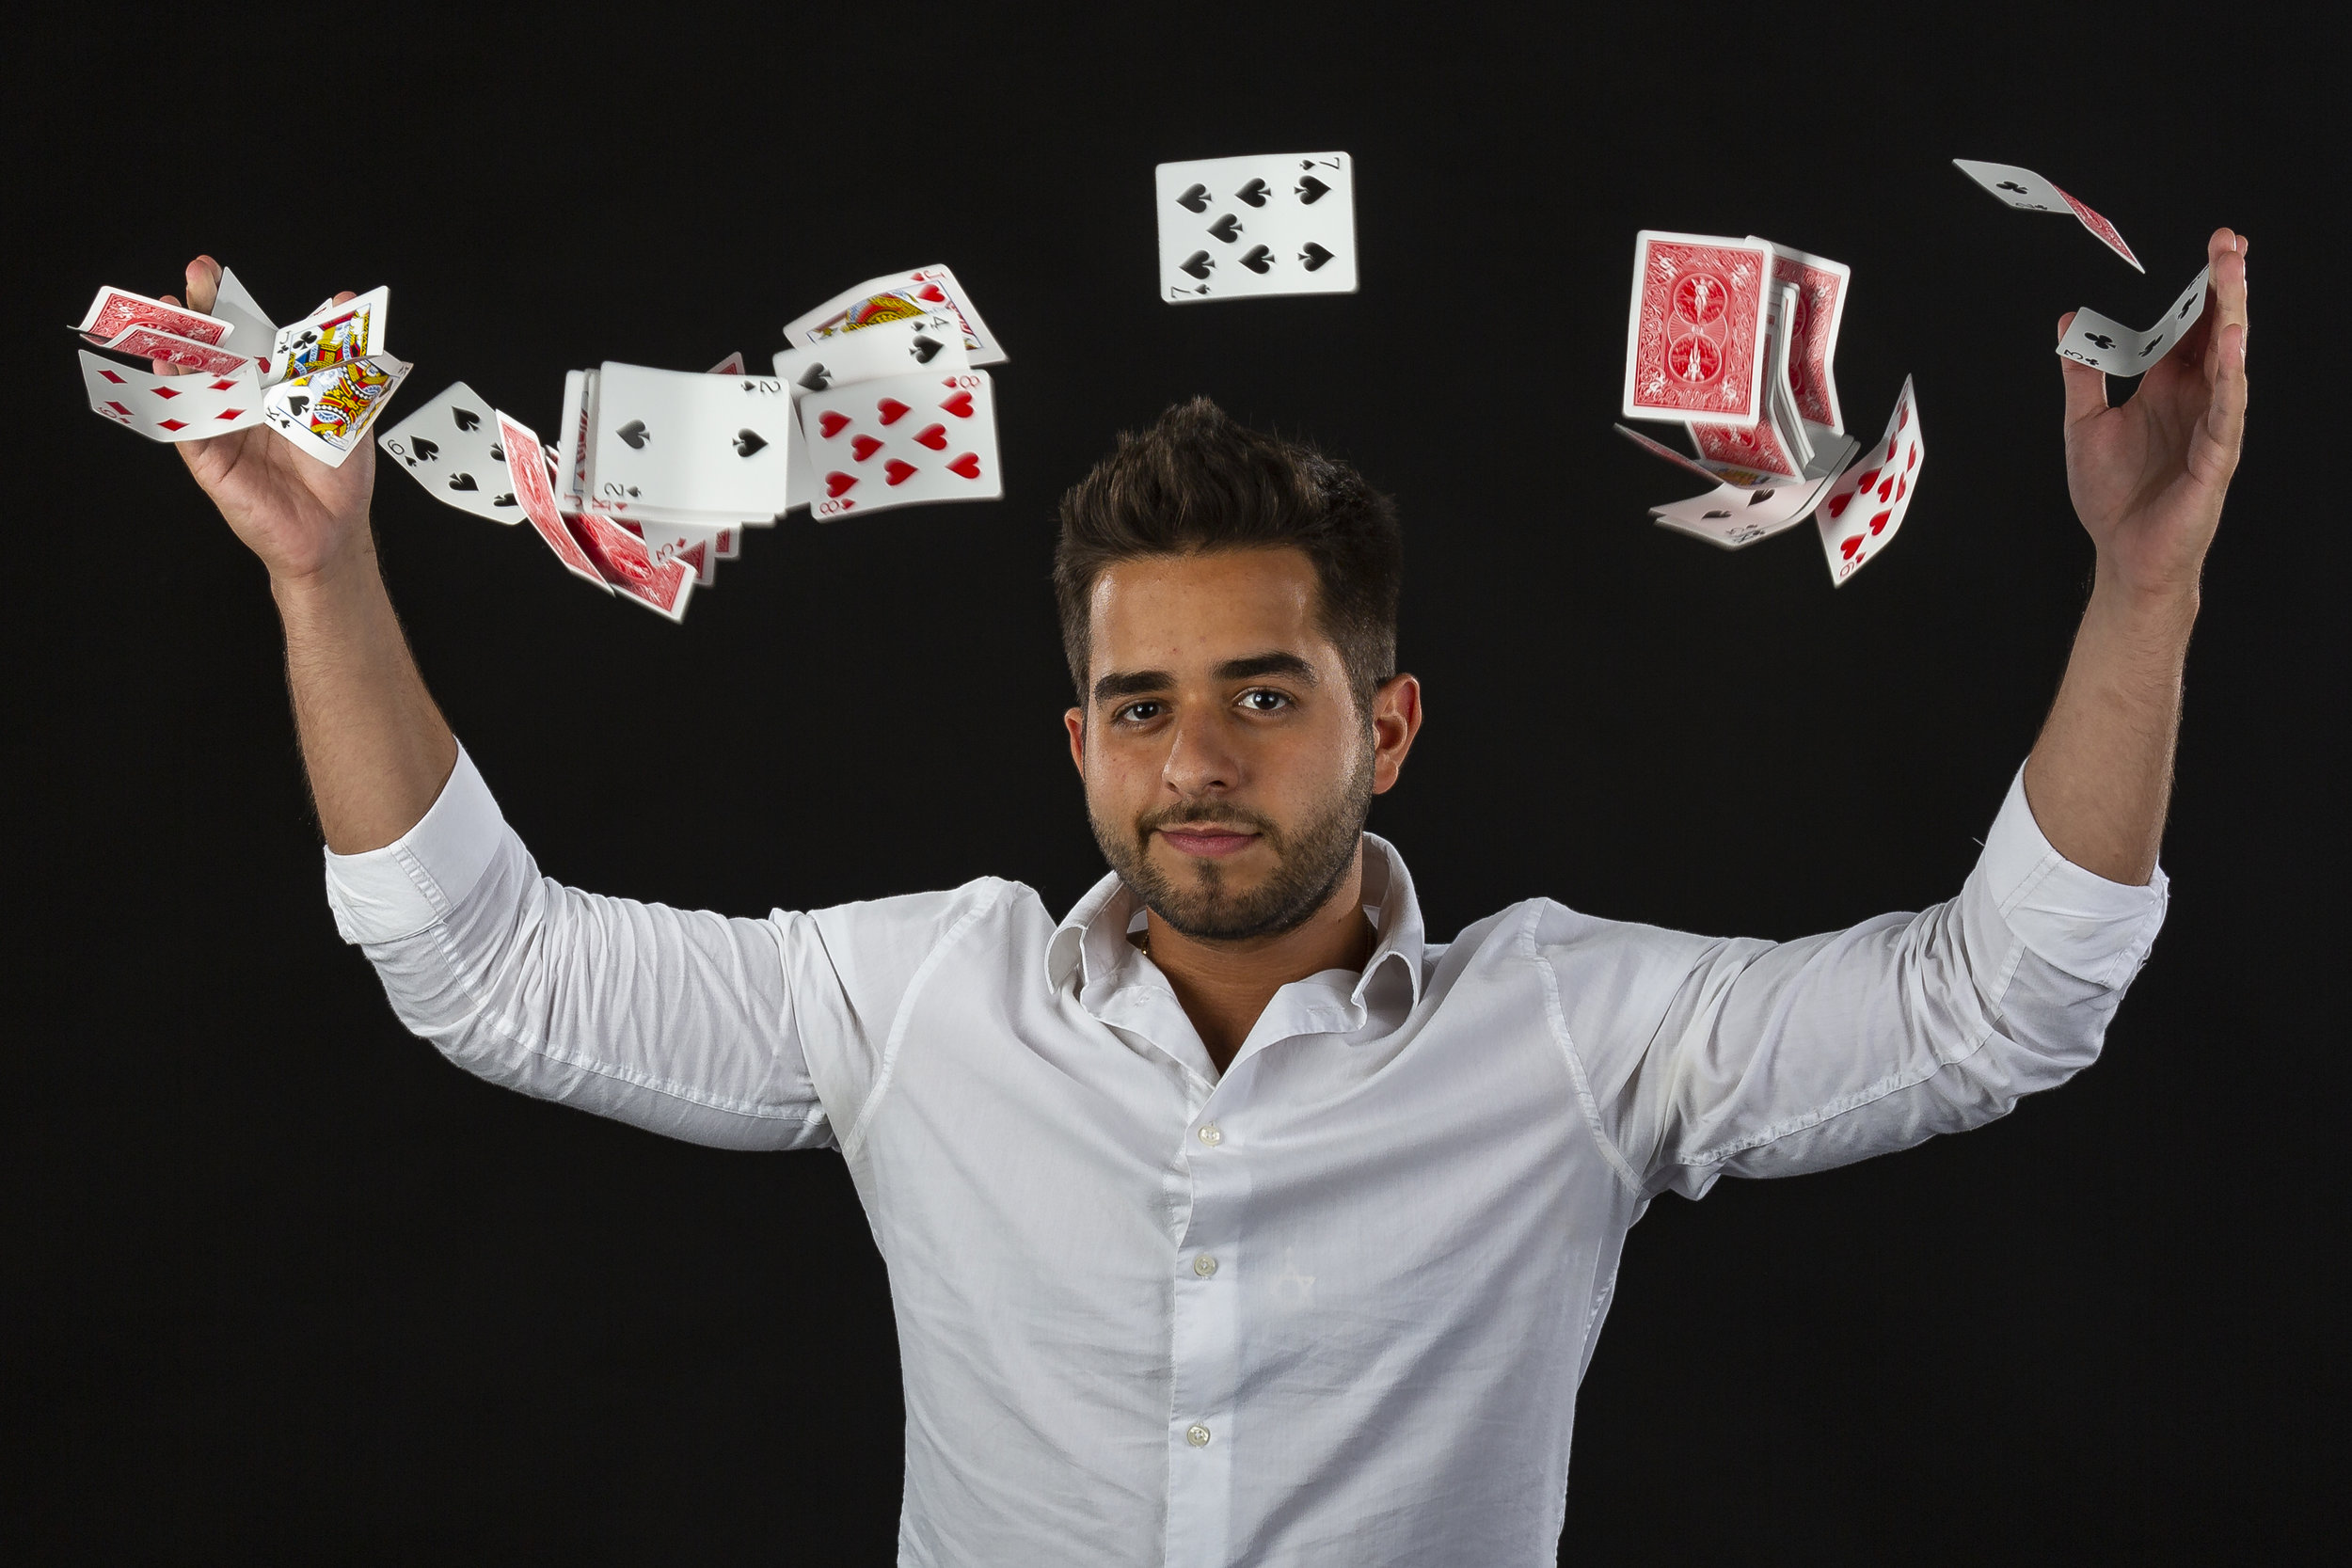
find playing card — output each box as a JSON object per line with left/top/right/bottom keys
{"left": 1761, "top": 240, "right": 1849, "bottom": 433}
{"left": 96, "top": 325, "right": 252, "bottom": 377}
{"left": 570, "top": 510, "right": 695, "bottom": 620}
{"left": 262, "top": 355, "right": 411, "bottom": 467}
{"left": 1614, "top": 423, "right": 1725, "bottom": 486}
{"left": 2058, "top": 264, "right": 2211, "bottom": 375}
{"left": 1951, "top": 160, "right": 2141, "bottom": 272}
{"left": 208, "top": 267, "right": 282, "bottom": 380}
{"left": 1813, "top": 378, "right": 1923, "bottom": 584}
{"left": 496, "top": 412, "right": 610, "bottom": 590}
{"left": 555, "top": 369, "right": 591, "bottom": 511}
{"left": 707, "top": 351, "right": 746, "bottom": 375}
{"left": 74, "top": 286, "right": 232, "bottom": 347}
{"left": 272, "top": 287, "right": 389, "bottom": 381}
{"left": 586, "top": 363, "right": 799, "bottom": 519}
{"left": 378, "top": 381, "right": 520, "bottom": 524}
{"left": 801, "top": 368, "right": 1002, "bottom": 518}
{"left": 773, "top": 312, "right": 971, "bottom": 396}
{"left": 784, "top": 264, "right": 1007, "bottom": 367}
{"left": 79, "top": 351, "right": 264, "bottom": 442}
{"left": 1621, "top": 231, "right": 1772, "bottom": 428}
{"left": 1651, "top": 451, "right": 1855, "bottom": 550}
{"left": 1154, "top": 151, "right": 1357, "bottom": 304}
{"left": 630, "top": 518, "right": 723, "bottom": 583}
{"left": 1687, "top": 291, "right": 1805, "bottom": 481}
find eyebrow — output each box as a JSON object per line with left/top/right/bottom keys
{"left": 1091, "top": 651, "right": 1321, "bottom": 705}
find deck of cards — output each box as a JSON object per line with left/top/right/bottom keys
{"left": 1616, "top": 230, "right": 1923, "bottom": 584}
{"left": 374, "top": 266, "right": 1009, "bottom": 623}
{"left": 74, "top": 272, "right": 410, "bottom": 467}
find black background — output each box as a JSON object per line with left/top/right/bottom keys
{"left": 6, "top": 10, "right": 2338, "bottom": 1562}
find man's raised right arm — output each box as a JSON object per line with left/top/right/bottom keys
{"left": 162, "top": 256, "right": 892, "bottom": 1151}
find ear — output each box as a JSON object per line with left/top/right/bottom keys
{"left": 1065, "top": 706, "right": 1086, "bottom": 776}
{"left": 1369, "top": 673, "right": 1422, "bottom": 795}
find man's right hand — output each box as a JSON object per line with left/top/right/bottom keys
{"left": 162, "top": 257, "right": 377, "bottom": 583}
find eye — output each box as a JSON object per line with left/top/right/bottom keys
{"left": 1113, "top": 700, "right": 1166, "bottom": 724}
{"left": 1238, "top": 688, "right": 1292, "bottom": 714}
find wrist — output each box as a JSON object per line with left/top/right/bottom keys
{"left": 2090, "top": 552, "right": 2201, "bottom": 625}
{"left": 269, "top": 531, "right": 384, "bottom": 615}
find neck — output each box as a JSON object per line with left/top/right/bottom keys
{"left": 1137, "top": 840, "right": 1377, "bottom": 1075}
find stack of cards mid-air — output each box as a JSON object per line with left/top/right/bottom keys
{"left": 1616, "top": 230, "right": 1924, "bottom": 585}
{"left": 1154, "top": 152, "right": 1358, "bottom": 303}
{"left": 377, "top": 265, "right": 1008, "bottom": 622}
{"left": 73, "top": 272, "right": 410, "bottom": 467}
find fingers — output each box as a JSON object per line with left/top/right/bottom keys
{"left": 2056, "top": 309, "right": 2108, "bottom": 427}
{"left": 185, "top": 256, "right": 222, "bottom": 314}
{"left": 2190, "top": 318, "right": 2249, "bottom": 488}
{"left": 331, "top": 290, "right": 357, "bottom": 306}
{"left": 2206, "top": 228, "right": 2249, "bottom": 370}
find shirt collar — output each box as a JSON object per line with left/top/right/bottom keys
{"left": 1045, "top": 832, "right": 1427, "bottom": 1018}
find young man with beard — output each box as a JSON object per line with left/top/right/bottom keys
{"left": 157, "top": 230, "right": 2246, "bottom": 1564}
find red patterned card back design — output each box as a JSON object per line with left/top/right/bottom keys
{"left": 1623, "top": 234, "right": 1771, "bottom": 427}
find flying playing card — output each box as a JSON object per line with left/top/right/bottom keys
{"left": 1688, "top": 291, "right": 1805, "bottom": 481}
{"left": 1762, "top": 240, "right": 1849, "bottom": 433}
{"left": 586, "top": 363, "right": 799, "bottom": 519}
{"left": 773, "top": 312, "right": 971, "bottom": 395}
{"left": 630, "top": 518, "right": 723, "bottom": 583}
{"left": 79, "top": 351, "right": 264, "bottom": 441}
{"left": 1950, "top": 160, "right": 2142, "bottom": 273}
{"left": 1622, "top": 231, "right": 1772, "bottom": 428}
{"left": 1154, "top": 151, "right": 1357, "bottom": 303}
{"left": 74, "top": 286, "right": 232, "bottom": 347}
{"left": 1650, "top": 440, "right": 1859, "bottom": 550}
{"left": 2058, "top": 264, "right": 2211, "bottom": 375}
{"left": 262, "top": 355, "right": 411, "bottom": 467}
{"left": 801, "top": 369, "right": 1002, "bottom": 518}
{"left": 272, "top": 287, "right": 390, "bottom": 381}
{"left": 1614, "top": 423, "right": 1725, "bottom": 486}
{"left": 1813, "top": 378, "right": 1923, "bottom": 584}
{"left": 569, "top": 510, "right": 695, "bottom": 620}
{"left": 378, "top": 381, "right": 519, "bottom": 524}
{"left": 497, "top": 412, "right": 609, "bottom": 591}
{"left": 707, "top": 352, "right": 746, "bottom": 375}
{"left": 96, "top": 325, "right": 252, "bottom": 377}
{"left": 784, "top": 265, "right": 1007, "bottom": 367}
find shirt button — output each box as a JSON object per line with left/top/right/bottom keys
{"left": 1192, "top": 1254, "right": 1218, "bottom": 1277}
{"left": 1186, "top": 1423, "right": 1212, "bottom": 1448}
{"left": 1197, "top": 1123, "right": 1223, "bottom": 1147}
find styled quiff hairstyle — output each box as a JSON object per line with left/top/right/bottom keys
{"left": 1054, "top": 397, "right": 1404, "bottom": 713}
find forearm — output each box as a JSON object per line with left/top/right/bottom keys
{"left": 272, "top": 531, "right": 458, "bottom": 854}
{"left": 2022, "top": 562, "right": 2198, "bottom": 885}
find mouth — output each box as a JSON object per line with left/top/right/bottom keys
{"left": 1155, "top": 825, "right": 1263, "bottom": 859}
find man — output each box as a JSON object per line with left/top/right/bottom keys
{"left": 155, "top": 230, "right": 2248, "bottom": 1564}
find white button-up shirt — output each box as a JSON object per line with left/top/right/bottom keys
{"left": 325, "top": 749, "right": 2167, "bottom": 1565}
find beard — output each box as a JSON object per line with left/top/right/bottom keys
{"left": 1090, "top": 746, "right": 1375, "bottom": 943}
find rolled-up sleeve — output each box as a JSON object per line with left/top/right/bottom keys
{"left": 325, "top": 747, "right": 830, "bottom": 1150}
{"left": 1564, "top": 765, "right": 2169, "bottom": 1199}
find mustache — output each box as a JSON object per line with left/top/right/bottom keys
{"left": 1136, "top": 801, "right": 1281, "bottom": 843}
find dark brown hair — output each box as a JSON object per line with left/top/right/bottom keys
{"left": 1054, "top": 397, "right": 1404, "bottom": 711}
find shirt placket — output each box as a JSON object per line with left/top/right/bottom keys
{"left": 1164, "top": 1084, "right": 1250, "bottom": 1567}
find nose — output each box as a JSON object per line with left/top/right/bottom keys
{"left": 1161, "top": 709, "right": 1243, "bottom": 799}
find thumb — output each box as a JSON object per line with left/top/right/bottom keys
{"left": 2056, "top": 310, "right": 2106, "bottom": 429}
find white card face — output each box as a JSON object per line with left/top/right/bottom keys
{"left": 208, "top": 267, "right": 281, "bottom": 381}
{"left": 271, "top": 286, "right": 389, "bottom": 383}
{"left": 1155, "top": 151, "right": 1356, "bottom": 303}
{"left": 634, "top": 519, "right": 723, "bottom": 583}
{"left": 783, "top": 264, "right": 1007, "bottom": 367}
{"left": 1951, "top": 159, "right": 2069, "bottom": 213}
{"left": 774, "top": 312, "right": 970, "bottom": 398}
{"left": 707, "top": 351, "right": 746, "bottom": 375}
{"left": 553, "top": 370, "right": 589, "bottom": 510}
{"left": 801, "top": 368, "right": 1002, "bottom": 518}
{"left": 378, "top": 380, "right": 519, "bottom": 524}
{"left": 2057, "top": 264, "right": 2210, "bottom": 375}
{"left": 1651, "top": 469, "right": 1841, "bottom": 550}
{"left": 262, "top": 354, "right": 410, "bottom": 467}
{"left": 1814, "top": 377, "right": 1923, "bottom": 584}
{"left": 80, "top": 351, "right": 265, "bottom": 442}
{"left": 587, "top": 363, "right": 799, "bottom": 518}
